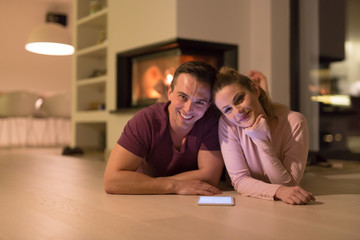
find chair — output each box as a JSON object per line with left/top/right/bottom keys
{"left": 40, "top": 91, "right": 71, "bottom": 146}
{"left": 0, "top": 91, "right": 39, "bottom": 147}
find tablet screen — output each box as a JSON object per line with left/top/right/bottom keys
{"left": 198, "top": 196, "right": 235, "bottom": 206}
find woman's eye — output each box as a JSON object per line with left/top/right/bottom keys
{"left": 234, "top": 94, "right": 244, "bottom": 105}
{"left": 224, "top": 107, "right": 232, "bottom": 114}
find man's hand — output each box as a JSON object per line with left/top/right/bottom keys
{"left": 275, "top": 186, "right": 316, "bottom": 205}
{"left": 173, "top": 179, "right": 222, "bottom": 196}
{"left": 105, "top": 145, "right": 223, "bottom": 195}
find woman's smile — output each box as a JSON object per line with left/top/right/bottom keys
{"left": 236, "top": 111, "right": 250, "bottom": 123}
{"left": 215, "top": 83, "right": 264, "bottom": 128}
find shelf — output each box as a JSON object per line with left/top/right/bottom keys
{"left": 76, "top": 42, "right": 107, "bottom": 57}
{"left": 77, "top": 8, "right": 108, "bottom": 26}
{"left": 74, "top": 121, "right": 106, "bottom": 152}
{"left": 77, "top": 82, "right": 106, "bottom": 111}
{"left": 76, "top": 8, "right": 107, "bottom": 51}
{"left": 77, "top": 75, "right": 107, "bottom": 86}
{"left": 77, "top": 0, "right": 108, "bottom": 20}
{"left": 73, "top": 110, "right": 108, "bottom": 122}
{"left": 76, "top": 44, "right": 107, "bottom": 80}
{"left": 74, "top": 0, "right": 108, "bottom": 151}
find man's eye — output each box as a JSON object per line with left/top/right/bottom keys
{"left": 179, "top": 95, "right": 187, "bottom": 100}
{"left": 196, "top": 101, "right": 206, "bottom": 106}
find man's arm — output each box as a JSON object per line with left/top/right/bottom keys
{"left": 104, "top": 144, "right": 222, "bottom": 195}
{"left": 167, "top": 150, "right": 224, "bottom": 187}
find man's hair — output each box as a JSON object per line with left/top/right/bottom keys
{"left": 170, "top": 61, "right": 217, "bottom": 91}
{"left": 213, "top": 66, "right": 274, "bottom": 118}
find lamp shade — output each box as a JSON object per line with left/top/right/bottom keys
{"left": 25, "top": 22, "right": 74, "bottom": 56}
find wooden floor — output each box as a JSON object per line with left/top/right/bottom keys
{"left": 0, "top": 148, "right": 359, "bottom": 240}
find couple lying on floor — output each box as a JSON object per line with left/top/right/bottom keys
{"left": 104, "top": 61, "right": 315, "bottom": 205}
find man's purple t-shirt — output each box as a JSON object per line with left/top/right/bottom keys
{"left": 117, "top": 101, "right": 221, "bottom": 177}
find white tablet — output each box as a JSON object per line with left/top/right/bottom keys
{"left": 198, "top": 196, "right": 235, "bottom": 206}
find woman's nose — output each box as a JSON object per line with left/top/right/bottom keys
{"left": 233, "top": 105, "right": 243, "bottom": 119}
{"left": 234, "top": 104, "right": 243, "bottom": 113}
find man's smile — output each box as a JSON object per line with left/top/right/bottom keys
{"left": 179, "top": 111, "right": 194, "bottom": 120}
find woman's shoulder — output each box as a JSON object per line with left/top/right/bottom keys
{"left": 273, "top": 104, "right": 307, "bottom": 126}
{"left": 218, "top": 114, "right": 244, "bottom": 136}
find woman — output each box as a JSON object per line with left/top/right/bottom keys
{"left": 213, "top": 66, "right": 315, "bottom": 205}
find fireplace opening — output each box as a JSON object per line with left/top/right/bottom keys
{"left": 115, "top": 38, "right": 238, "bottom": 109}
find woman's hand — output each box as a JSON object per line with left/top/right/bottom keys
{"left": 244, "top": 114, "right": 271, "bottom": 144}
{"left": 275, "top": 186, "right": 316, "bottom": 205}
{"left": 247, "top": 114, "right": 266, "bottom": 130}
{"left": 248, "top": 70, "right": 268, "bottom": 93}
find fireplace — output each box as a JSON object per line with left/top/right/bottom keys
{"left": 116, "top": 38, "right": 238, "bottom": 109}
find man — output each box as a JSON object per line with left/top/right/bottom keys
{"left": 104, "top": 61, "right": 224, "bottom": 195}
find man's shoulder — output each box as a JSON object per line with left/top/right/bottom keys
{"left": 134, "top": 102, "right": 169, "bottom": 120}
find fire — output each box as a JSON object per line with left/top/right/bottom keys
{"left": 166, "top": 74, "right": 173, "bottom": 86}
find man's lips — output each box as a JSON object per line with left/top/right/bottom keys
{"left": 179, "top": 111, "right": 193, "bottom": 120}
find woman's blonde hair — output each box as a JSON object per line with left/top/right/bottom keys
{"left": 212, "top": 66, "right": 275, "bottom": 118}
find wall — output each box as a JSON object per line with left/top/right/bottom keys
{"left": 177, "top": 0, "right": 290, "bottom": 104}
{"left": 0, "top": 0, "right": 72, "bottom": 96}
{"left": 106, "top": 0, "right": 177, "bottom": 150}
{"left": 270, "top": 0, "right": 290, "bottom": 105}
{"left": 105, "top": 0, "right": 291, "bottom": 154}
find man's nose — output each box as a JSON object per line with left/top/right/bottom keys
{"left": 183, "top": 100, "right": 193, "bottom": 112}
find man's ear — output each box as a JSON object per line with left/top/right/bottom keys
{"left": 167, "top": 86, "right": 173, "bottom": 99}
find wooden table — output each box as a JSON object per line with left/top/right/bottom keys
{"left": 0, "top": 148, "right": 359, "bottom": 240}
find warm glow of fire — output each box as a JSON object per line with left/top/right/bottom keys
{"left": 148, "top": 89, "right": 161, "bottom": 98}
{"left": 166, "top": 74, "right": 173, "bottom": 86}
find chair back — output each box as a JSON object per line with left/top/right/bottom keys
{"left": 0, "top": 91, "right": 38, "bottom": 117}
{"left": 41, "top": 92, "right": 71, "bottom": 118}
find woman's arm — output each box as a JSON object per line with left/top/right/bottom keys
{"left": 218, "top": 117, "right": 281, "bottom": 200}
{"left": 244, "top": 113, "right": 315, "bottom": 204}
{"left": 244, "top": 114, "right": 308, "bottom": 186}
{"left": 219, "top": 115, "right": 314, "bottom": 204}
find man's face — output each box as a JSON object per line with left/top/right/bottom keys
{"left": 168, "top": 73, "right": 211, "bottom": 131}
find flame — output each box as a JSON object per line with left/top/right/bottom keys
{"left": 166, "top": 74, "right": 173, "bottom": 86}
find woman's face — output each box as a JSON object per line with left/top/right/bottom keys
{"left": 214, "top": 83, "right": 264, "bottom": 128}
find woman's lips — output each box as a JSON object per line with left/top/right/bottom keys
{"left": 237, "top": 112, "right": 249, "bottom": 123}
